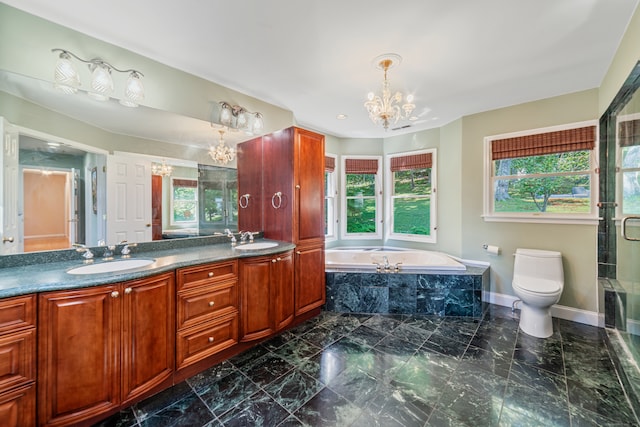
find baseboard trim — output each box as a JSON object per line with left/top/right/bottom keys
{"left": 483, "top": 291, "right": 603, "bottom": 328}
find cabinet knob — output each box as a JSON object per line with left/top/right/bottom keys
{"left": 296, "top": 251, "right": 301, "bottom": 255}
{"left": 124, "top": 287, "right": 132, "bottom": 294}
{"left": 111, "top": 291, "right": 119, "bottom": 298}
{"left": 276, "top": 257, "right": 282, "bottom": 261}
{"left": 272, "top": 259, "right": 277, "bottom": 263}
{"left": 208, "top": 301, "right": 215, "bottom": 307}
{"left": 295, "top": 184, "right": 301, "bottom": 189}
{"left": 208, "top": 272, "right": 214, "bottom": 277}
{"left": 208, "top": 337, "right": 215, "bottom": 343}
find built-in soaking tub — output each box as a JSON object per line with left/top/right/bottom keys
{"left": 324, "top": 247, "right": 489, "bottom": 318}
{"left": 325, "top": 247, "right": 466, "bottom": 271}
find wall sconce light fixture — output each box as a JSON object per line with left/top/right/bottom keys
{"left": 52, "top": 48, "right": 145, "bottom": 107}
{"left": 218, "top": 101, "right": 264, "bottom": 134}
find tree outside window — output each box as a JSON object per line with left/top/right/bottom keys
{"left": 172, "top": 178, "right": 197, "bottom": 224}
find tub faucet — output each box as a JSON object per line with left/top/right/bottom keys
{"left": 383, "top": 256, "right": 390, "bottom": 270}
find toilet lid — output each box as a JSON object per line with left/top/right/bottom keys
{"left": 513, "top": 276, "right": 562, "bottom": 294}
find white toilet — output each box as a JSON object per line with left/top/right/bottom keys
{"left": 512, "top": 248, "right": 564, "bottom": 338}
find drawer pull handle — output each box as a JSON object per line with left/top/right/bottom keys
{"left": 272, "top": 259, "right": 277, "bottom": 263}
{"left": 124, "top": 287, "right": 132, "bottom": 294}
{"left": 208, "top": 337, "right": 215, "bottom": 343}
{"left": 209, "top": 301, "right": 215, "bottom": 307}
{"left": 208, "top": 272, "right": 214, "bottom": 277}
{"left": 111, "top": 291, "right": 119, "bottom": 298}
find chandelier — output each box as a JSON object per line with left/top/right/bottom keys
{"left": 209, "top": 129, "right": 236, "bottom": 165}
{"left": 151, "top": 160, "right": 173, "bottom": 177}
{"left": 52, "top": 48, "right": 145, "bottom": 107}
{"left": 364, "top": 54, "right": 416, "bottom": 130}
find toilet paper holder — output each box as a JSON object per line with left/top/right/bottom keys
{"left": 482, "top": 244, "right": 501, "bottom": 255}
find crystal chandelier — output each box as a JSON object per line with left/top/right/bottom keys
{"left": 151, "top": 160, "right": 173, "bottom": 177}
{"left": 364, "top": 54, "right": 416, "bottom": 130}
{"left": 209, "top": 129, "right": 235, "bottom": 165}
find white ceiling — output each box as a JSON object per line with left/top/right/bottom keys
{"left": 3, "top": 0, "right": 639, "bottom": 141}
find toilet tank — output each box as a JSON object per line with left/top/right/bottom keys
{"left": 514, "top": 248, "right": 564, "bottom": 283}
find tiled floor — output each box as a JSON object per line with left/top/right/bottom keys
{"left": 95, "top": 305, "right": 639, "bottom": 426}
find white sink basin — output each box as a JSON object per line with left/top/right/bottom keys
{"left": 234, "top": 242, "right": 279, "bottom": 250}
{"left": 67, "top": 259, "right": 155, "bottom": 275}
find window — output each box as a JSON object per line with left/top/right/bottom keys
{"left": 325, "top": 154, "right": 337, "bottom": 240}
{"left": 171, "top": 178, "right": 198, "bottom": 224}
{"left": 618, "top": 116, "right": 640, "bottom": 215}
{"left": 484, "top": 122, "right": 598, "bottom": 224}
{"left": 341, "top": 156, "right": 382, "bottom": 239}
{"left": 386, "top": 150, "right": 436, "bottom": 242}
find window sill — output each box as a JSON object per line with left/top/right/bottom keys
{"left": 482, "top": 214, "right": 601, "bottom": 226}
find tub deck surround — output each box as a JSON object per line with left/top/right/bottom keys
{"left": 325, "top": 248, "right": 467, "bottom": 271}
{"left": 325, "top": 266, "right": 489, "bottom": 318}
{"left": 0, "top": 238, "right": 295, "bottom": 298}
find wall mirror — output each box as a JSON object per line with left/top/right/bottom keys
{"left": 1, "top": 69, "right": 243, "bottom": 255}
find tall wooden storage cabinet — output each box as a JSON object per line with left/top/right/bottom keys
{"left": 238, "top": 127, "right": 326, "bottom": 318}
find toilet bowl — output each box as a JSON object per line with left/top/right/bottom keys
{"left": 512, "top": 248, "right": 564, "bottom": 338}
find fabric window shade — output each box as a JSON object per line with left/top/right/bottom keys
{"left": 325, "top": 156, "right": 336, "bottom": 172}
{"left": 619, "top": 120, "right": 640, "bottom": 147}
{"left": 390, "top": 153, "right": 432, "bottom": 172}
{"left": 345, "top": 158, "right": 378, "bottom": 174}
{"left": 491, "top": 126, "right": 596, "bottom": 160}
{"left": 173, "top": 179, "right": 197, "bottom": 188}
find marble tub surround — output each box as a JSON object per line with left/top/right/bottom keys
{"left": 94, "top": 305, "right": 638, "bottom": 426}
{"left": 0, "top": 236, "right": 292, "bottom": 298}
{"left": 325, "top": 266, "right": 489, "bottom": 317}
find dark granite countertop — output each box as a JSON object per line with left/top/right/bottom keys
{"left": 0, "top": 239, "right": 295, "bottom": 299}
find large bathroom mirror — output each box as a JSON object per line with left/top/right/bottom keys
{"left": 1, "top": 69, "right": 244, "bottom": 255}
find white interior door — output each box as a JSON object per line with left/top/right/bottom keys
{"left": 106, "top": 154, "right": 152, "bottom": 244}
{"left": 0, "top": 117, "right": 20, "bottom": 254}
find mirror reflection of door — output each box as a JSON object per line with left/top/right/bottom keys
{"left": 22, "top": 168, "right": 78, "bottom": 252}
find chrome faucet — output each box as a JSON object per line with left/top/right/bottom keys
{"left": 119, "top": 241, "right": 137, "bottom": 257}
{"left": 224, "top": 229, "right": 237, "bottom": 246}
{"left": 383, "top": 256, "right": 390, "bottom": 270}
{"left": 240, "top": 231, "right": 254, "bottom": 243}
{"left": 73, "top": 244, "right": 94, "bottom": 263}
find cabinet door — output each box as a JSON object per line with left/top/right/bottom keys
{"left": 237, "top": 136, "right": 264, "bottom": 232}
{"left": 295, "top": 243, "right": 326, "bottom": 316}
{"left": 294, "top": 128, "right": 325, "bottom": 242}
{"left": 121, "top": 272, "right": 174, "bottom": 405}
{"left": 38, "top": 286, "right": 120, "bottom": 426}
{"left": 263, "top": 129, "right": 294, "bottom": 241}
{"left": 239, "top": 257, "right": 274, "bottom": 341}
{"left": 272, "top": 251, "right": 294, "bottom": 331}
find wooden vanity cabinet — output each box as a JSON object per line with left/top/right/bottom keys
{"left": 0, "top": 295, "right": 36, "bottom": 427}
{"left": 38, "top": 272, "right": 175, "bottom": 426}
{"left": 239, "top": 250, "right": 294, "bottom": 341}
{"left": 176, "top": 260, "right": 239, "bottom": 370}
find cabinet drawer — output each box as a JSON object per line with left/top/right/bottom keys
{"left": 176, "top": 312, "right": 238, "bottom": 370}
{"left": 177, "top": 281, "right": 238, "bottom": 330}
{"left": 0, "top": 329, "right": 35, "bottom": 392}
{"left": 0, "top": 383, "right": 35, "bottom": 427}
{"left": 177, "top": 261, "right": 238, "bottom": 291}
{"left": 0, "top": 295, "right": 36, "bottom": 335}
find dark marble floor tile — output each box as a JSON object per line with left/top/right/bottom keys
{"left": 292, "top": 386, "right": 362, "bottom": 426}
{"left": 228, "top": 344, "right": 270, "bottom": 369}
{"left": 388, "top": 322, "right": 433, "bottom": 346}
{"left": 133, "top": 382, "right": 193, "bottom": 421}
{"left": 326, "top": 365, "right": 385, "bottom": 406}
{"left": 426, "top": 409, "right": 468, "bottom": 426}
{"left": 348, "top": 324, "right": 388, "bottom": 347}
{"left": 435, "top": 382, "right": 503, "bottom": 427}
{"left": 569, "top": 403, "right": 634, "bottom": 427}
{"left": 508, "top": 359, "right": 567, "bottom": 398}
{"left": 373, "top": 334, "right": 421, "bottom": 359}
{"left": 276, "top": 416, "right": 305, "bottom": 427}
{"left": 262, "top": 368, "right": 324, "bottom": 413}
{"left": 320, "top": 312, "right": 368, "bottom": 335}
{"left": 502, "top": 381, "right": 570, "bottom": 426}
{"left": 449, "top": 361, "right": 508, "bottom": 398}
{"left": 362, "top": 314, "right": 403, "bottom": 333}
{"left": 422, "top": 333, "right": 469, "bottom": 359}
{"left": 297, "top": 350, "right": 347, "bottom": 385}
{"left": 375, "top": 387, "right": 433, "bottom": 427}
{"left": 403, "top": 315, "right": 442, "bottom": 333}
{"left": 300, "top": 324, "right": 344, "bottom": 348}
{"left": 139, "top": 392, "right": 215, "bottom": 427}
{"left": 497, "top": 405, "right": 548, "bottom": 427}
{"left": 513, "top": 337, "right": 564, "bottom": 376}
{"left": 326, "top": 335, "right": 374, "bottom": 357}
{"left": 351, "top": 347, "right": 410, "bottom": 383}
{"left": 468, "top": 326, "right": 517, "bottom": 360}
{"left": 240, "top": 353, "right": 295, "bottom": 387}
{"left": 216, "top": 389, "right": 289, "bottom": 427}
{"left": 273, "top": 337, "right": 321, "bottom": 366}
{"left": 390, "top": 357, "right": 451, "bottom": 406}
{"left": 350, "top": 410, "right": 407, "bottom": 427}
{"left": 567, "top": 376, "right": 637, "bottom": 424}
{"left": 196, "top": 370, "right": 260, "bottom": 417}
{"left": 186, "top": 360, "right": 236, "bottom": 393}
{"left": 261, "top": 330, "right": 298, "bottom": 351}
{"left": 460, "top": 345, "right": 511, "bottom": 379}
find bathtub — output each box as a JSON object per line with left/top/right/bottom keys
{"left": 325, "top": 247, "right": 466, "bottom": 271}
